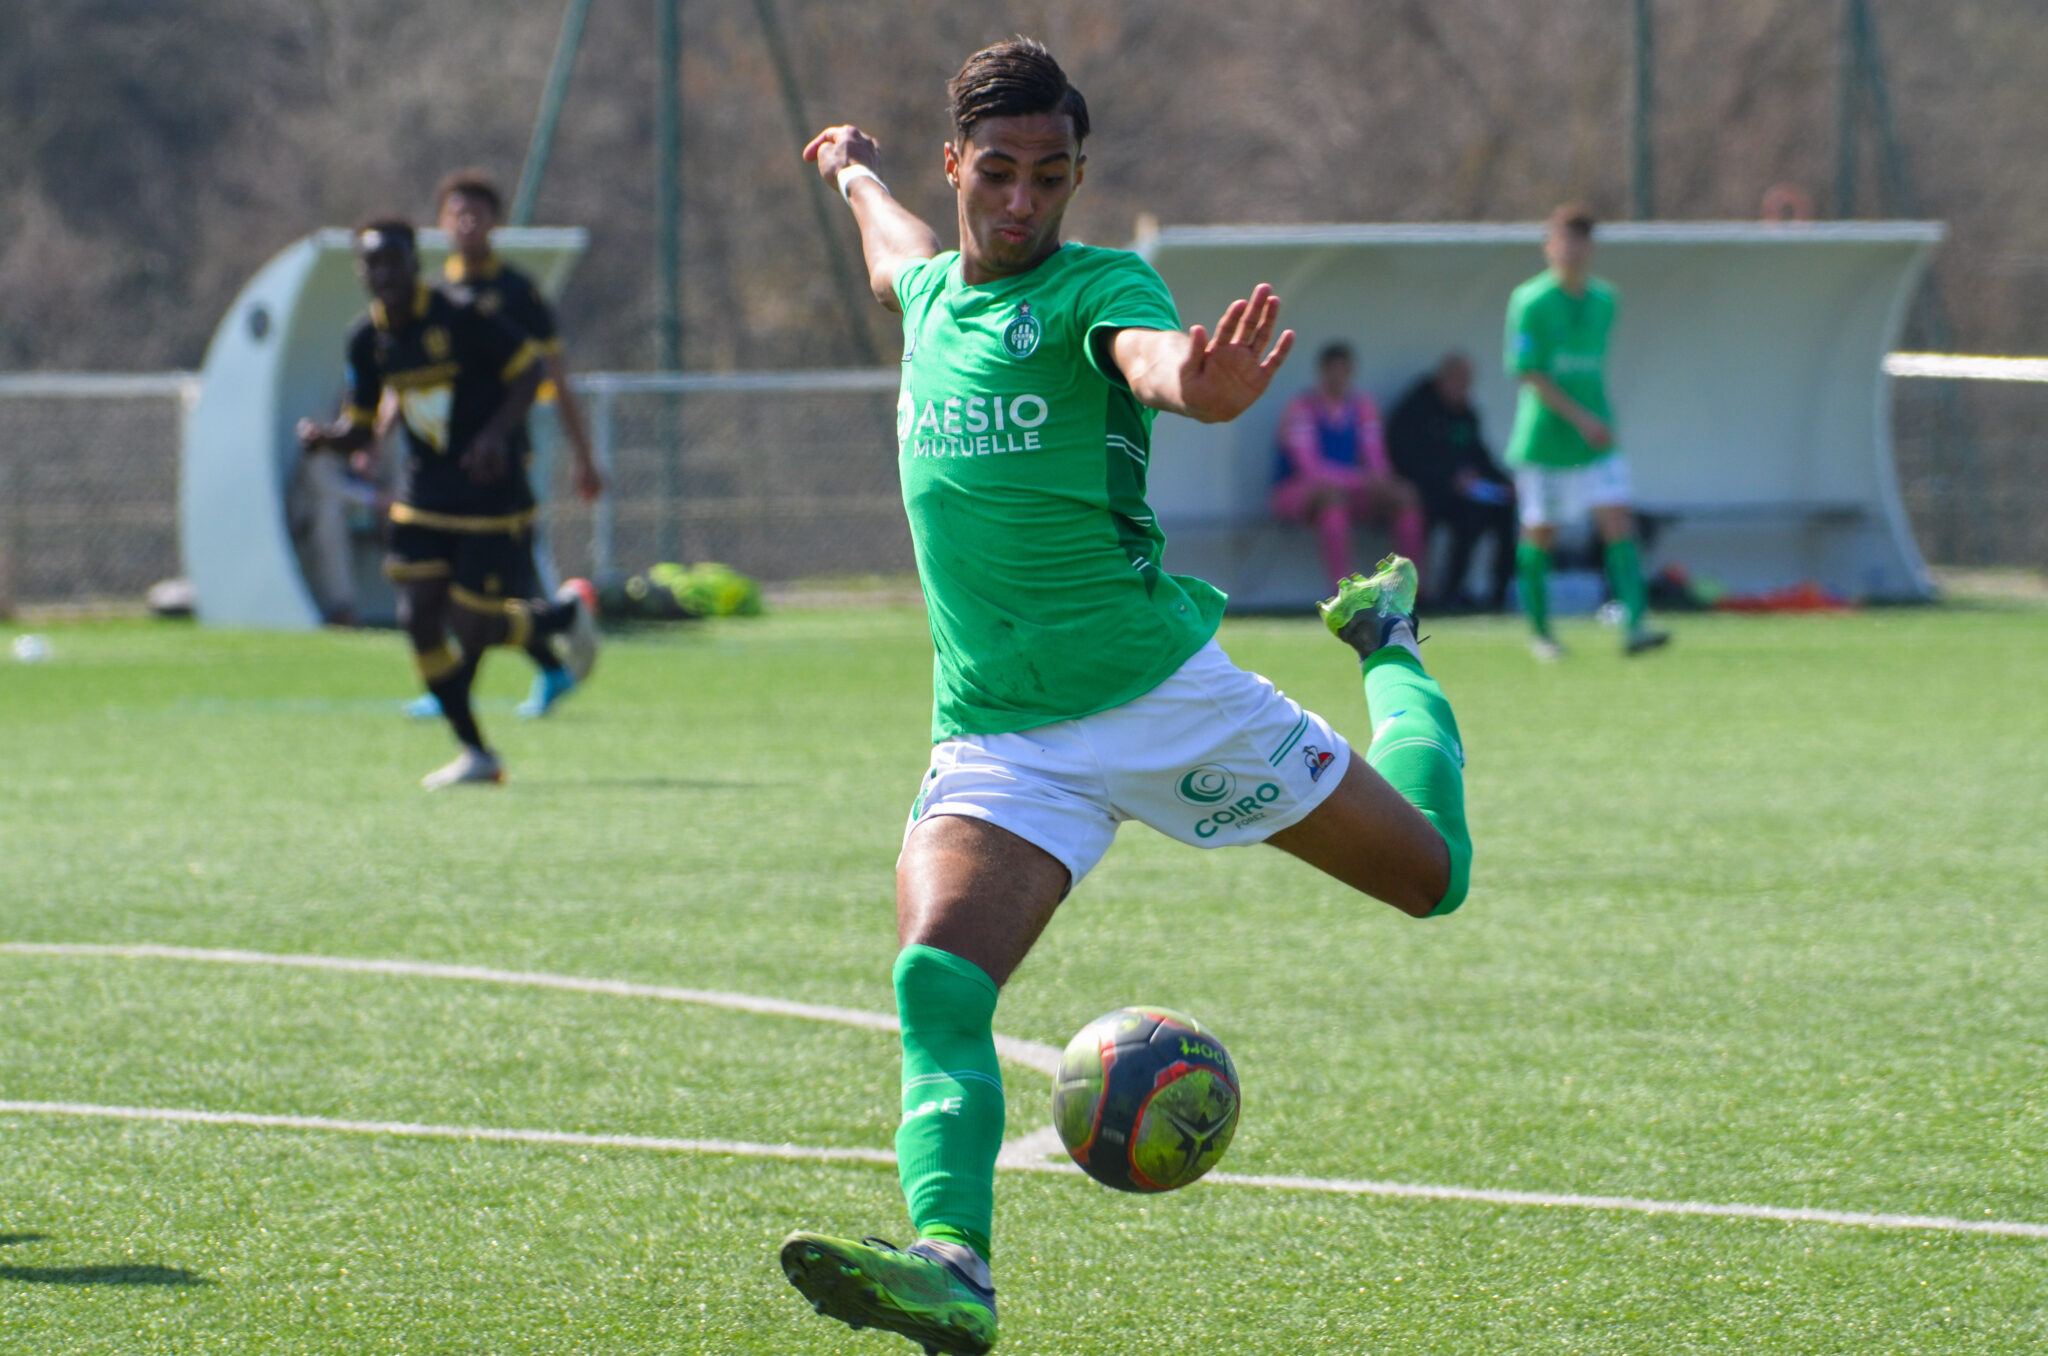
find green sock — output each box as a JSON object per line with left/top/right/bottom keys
{"left": 1603, "top": 537, "right": 1648, "bottom": 631}
{"left": 1363, "top": 649, "right": 1473, "bottom": 915}
{"left": 893, "top": 944, "right": 1003, "bottom": 1262}
{"left": 1515, "top": 541, "right": 1552, "bottom": 638}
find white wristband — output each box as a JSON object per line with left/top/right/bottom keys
{"left": 836, "top": 164, "right": 885, "bottom": 202}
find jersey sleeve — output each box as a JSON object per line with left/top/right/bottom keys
{"left": 1078, "top": 252, "right": 1183, "bottom": 387}
{"left": 1506, "top": 288, "right": 1552, "bottom": 376}
{"left": 342, "top": 322, "right": 381, "bottom": 429}
{"left": 502, "top": 274, "right": 562, "bottom": 354}
{"left": 896, "top": 252, "right": 954, "bottom": 305}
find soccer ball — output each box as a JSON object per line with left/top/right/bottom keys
{"left": 1051, "top": 1007, "right": 1240, "bottom": 1192}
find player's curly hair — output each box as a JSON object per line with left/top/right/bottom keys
{"left": 436, "top": 169, "right": 504, "bottom": 218}
{"left": 947, "top": 38, "right": 1089, "bottom": 146}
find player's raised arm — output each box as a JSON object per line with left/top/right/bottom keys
{"left": 802, "top": 124, "right": 941, "bottom": 311}
{"left": 1110, "top": 283, "right": 1296, "bottom": 424}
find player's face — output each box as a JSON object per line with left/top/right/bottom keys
{"left": 438, "top": 192, "right": 496, "bottom": 257}
{"left": 1317, "top": 354, "right": 1354, "bottom": 400}
{"left": 1545, "top": 227, "right": 1593, "bottom": 279}
{"left": 945, "top": 113, "right": 1084, "bottom": 279}
{"left": 356, "top": 245, "right": 418, "bottom": 312}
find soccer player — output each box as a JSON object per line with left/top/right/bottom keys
{"left": 1504, "top": 205, "right": 1669, "bottom": 659}
{"left": 401, "top": 169, "right": 604, "bottom": 720}
{"left": 297, "top": 220, "right": 593, "bottom": 788}
{"left": 780, "top": 41, "right": 1473, "bottom": 1355}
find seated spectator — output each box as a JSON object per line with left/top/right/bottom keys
{"left": 1387, "top": 351, "right": 1517, "bottom": 610}
{"left": 1269, "top": 341, "right": 1426, "bottom": 588}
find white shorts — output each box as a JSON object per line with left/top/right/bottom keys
{"left": 1514, "top": 454, "right": 1632, "bottom": 530}
{"left": 903, "top": 641, "right": 1352, "bottom": 887}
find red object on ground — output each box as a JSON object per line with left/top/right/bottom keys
{"left": 1713, "top": 581, "right": 1854, "bottom": 613}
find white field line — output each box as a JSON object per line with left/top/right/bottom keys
{"left": 6, "top": 942, "right": 2046, "bottom": 1242}
{"left": 5, "top": 1099, "right": 2045, "bottom": 1241}
{"left": 1884, "top": 352, "right": 2048, "bottom": 382}
{"left": 0, "top": 942, "right": 1063, "bottom": 1078}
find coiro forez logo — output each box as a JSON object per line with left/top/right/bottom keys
{"left": 1174, "top": 765, "right": 1236, "bottom": 806}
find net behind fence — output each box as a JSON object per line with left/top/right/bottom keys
{"left": 542, "top": 371, "right": 910, "bottom": 586}
{"left": 0, "top": 375, "right": 193, "bottom": 613}
{"left": 1886, "top": 356, "right": 2048, "bottom": 570}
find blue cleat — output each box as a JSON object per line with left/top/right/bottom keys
{"left": 403, "top": 692, "right": 444, "bottom": 720}
{"left": 516, "top": 666, "right": 578, "bottom": 719}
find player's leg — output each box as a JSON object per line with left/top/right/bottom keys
{"left": 786, "top": 745, "right": 1109, "bottom": 1354}
{"left": 1434, "top": 497, "right": 1480, "bottom": 609}
{"left": 1274, "top": 555, "right": 1471, "bottom": 915}
{"left": 1482, "top": 497, "right": 1518, "bottom": 611}
{"left": 1592, "top": 493, "right": 1669, "bottom": 654}
{"left": 507, "top": 530, "right": 598, "bottom": 717}
{"left": 1514, "top": 466, "right": 1562, "bottom": 658}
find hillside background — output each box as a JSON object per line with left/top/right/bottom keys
{"left": 3, "top": 0, "right": 2044, "bottom": 371}
{"left": 0, "top": 0, "right": 2043, "bottom": 591}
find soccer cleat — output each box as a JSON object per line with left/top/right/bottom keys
{"left": 1624, "top": 625, "right": 1672, "bottom": 656}
{"left": 558, "top": 578, "right": 600, "bottom": 683}
{"left": 420, "top": 747, "right": 504, "bottom": 790}
{"left": 1531, "top": 635, "right": 1566, "bottom": 662}
{"left": 1318, "top": 554, "right": 1421, "bottom": 659}
{"left": 403, "top": 692, "right": 445, "bottom": 720}
{"left": 780, "top": 1232, "right": 996, "bottom": 1356}
{"left": 515, "top": 667, "right": 577, "bottom": 718}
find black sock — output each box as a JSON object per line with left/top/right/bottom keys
{"left": 529, "top": 595, "right": 578, "bottom": 637}
{"left": 525, "top": 636, "right": 565, "bottom": 672}
{"left": 428, "top": 664, "right": 486, "bottom": 750}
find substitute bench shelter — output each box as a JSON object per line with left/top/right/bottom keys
{"left": 1136, "top": 222, "right": 1942, "bottom": 609}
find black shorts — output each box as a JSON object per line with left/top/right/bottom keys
{"left": 385, "top": 520, "right": 542, "bottom": 601}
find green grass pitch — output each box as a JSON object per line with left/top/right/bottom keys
{"left": 2, "top": 603, "right": 2044, "bottom": 1353}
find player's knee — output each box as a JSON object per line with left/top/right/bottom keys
{"left": 1421, "top": 830, "right": 1472, "bottom": 918}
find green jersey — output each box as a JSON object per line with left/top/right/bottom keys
{"left": 893, "top": 244, "right": 1225, "bottom": 741}
{"left": 1503, "top": 270, "right": 1619, "bottom": 468}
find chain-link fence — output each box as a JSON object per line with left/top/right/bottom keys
{"left": 0, "top": 374, "right": 195, "bottom": 614}
{"left": 1887, "top": 356, "right": 2048, "bottom": 570}
{"left": 2, "top": 362, "right": 2042, "bottom": 615}
{"left": 551, "top": 370, "right": 908, "bottom": 585}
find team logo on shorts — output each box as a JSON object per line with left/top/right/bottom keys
{"left": 1003, "top": 303, "right": 1042, "bottom": 360}
{"left": 1174, "top": 764, "right": 1236, "bottom": 806}
{"left": 1302, "top": 744, "right": 1336, "bottom": 781}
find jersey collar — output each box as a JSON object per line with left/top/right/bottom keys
{"left": 445, "top": 252, "right": 501, "bottom": 283}
{"left": 371, "top": 281, "right": 434, "bottom": 331}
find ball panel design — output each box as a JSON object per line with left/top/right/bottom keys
{"left": 1051, "top": 1006, "right": 1240, "bottom": 1193}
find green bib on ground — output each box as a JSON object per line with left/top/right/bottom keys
{"left": 1503, "top": 270, "right": 1619, "bottom": 469}
{"left": 895, "top": 245, "right": 1225, "bottom": 741}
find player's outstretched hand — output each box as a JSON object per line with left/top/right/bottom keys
{"left": 802, "top": 124, "right": 882, "bottom": 185}
{"left": 460, "top": 430, "right": 510, "bottom": 485}
{"left": 1177, "top": 284, "right": 1296, "bottom": 424}
{"left": 296, "top": 417, "right": 329, "bottom": 453}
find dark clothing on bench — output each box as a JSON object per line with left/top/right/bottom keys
{"left": 1387, "top": 375, "right": 1517, "bottom": 609}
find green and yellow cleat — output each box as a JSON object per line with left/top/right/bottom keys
{"left": 780, "top": 1232, "right": 997, "bottom": 1355}
{"left": 1318, "top": 554, "right": 1420, "bottom": 658}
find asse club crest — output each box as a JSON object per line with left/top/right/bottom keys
{"left": 1002, "top": 302, "right": 1042, "bottom": 359}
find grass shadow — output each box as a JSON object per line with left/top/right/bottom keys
{"left": 0, "top": 1234, "right": 48, "bottom": 1248}
{"left": 0, "top": 1264, "right": 208, "bottom": 1286}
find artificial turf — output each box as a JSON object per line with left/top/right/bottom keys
{"left": 2, "top": 603, "right": 2043, "bottom": 1352}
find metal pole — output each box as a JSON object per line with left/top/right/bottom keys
{"left": 1630, "top": 0, "right": 1654, "bottom": 219}
{"left": 591, "top": 384, "right": 616, "bottom": 578}
{"left": 753, "top": 0, "right": 880, "bottom": 365}
{"left": 511, "top": 0, "right": 595, "bottom": 226}
{"left": 1834, "top": 0, "right": 1862, "bottom": 217}
{"left": 655, "top": 0, "right": 682, "bottom": 561}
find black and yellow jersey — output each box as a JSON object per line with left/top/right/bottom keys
{"left": 342, "top": 282, "right": 541, "bottom": 523}
{"left": 445, "top": 253, "right": 561, "bottom": 356}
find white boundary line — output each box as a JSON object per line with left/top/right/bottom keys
{"left": 1884, "top": 352, "right": 2048, "bottom": 382}
{"left": 5, "top": 943, "right": 2045, "bottom": 1241}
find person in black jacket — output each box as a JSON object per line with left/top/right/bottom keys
{"left": 1387, "top": 352, "right": 1517, "bottom": 610}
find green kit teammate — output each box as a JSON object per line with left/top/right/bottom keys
{"left": 781, "top": 40, "right": 1475, "bottom": 1355}
{"left": 1505, "top": 204, "right": 1669, "bottom": 659}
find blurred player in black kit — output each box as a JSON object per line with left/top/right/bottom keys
{"left": 298, "top": 220, "right": 594, "bottom": 788}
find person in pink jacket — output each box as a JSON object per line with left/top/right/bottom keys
{"left": 1270, "top": 341, "right": 1427, "bottom": 587}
